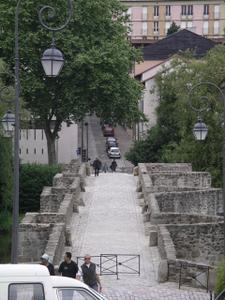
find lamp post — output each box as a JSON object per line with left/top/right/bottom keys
{"left": 85, "top": 122, "right": 89, "bottom": 162}
{"left": 12, "top": 0, "right": 73, "bottom": 264}
{"left": 188, "top": 81, "right": 225, "bottom": 255}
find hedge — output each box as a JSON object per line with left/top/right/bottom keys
{"left": 19, "top": 164, "right": 61, "bottom": 212}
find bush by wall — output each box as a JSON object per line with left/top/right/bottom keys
{"left": 215, "top": 260, "right": 225, "bottom": 295}
{"left": 0, "top": 136, "right": 13, "bottom": 231}
{"left": 19, "top": 164, "right": 61, "bottom": 212}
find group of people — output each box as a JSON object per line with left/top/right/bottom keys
{"left": 40, "top": 252, "right": 102, "bottom": 292}
{"left": 92, "top": 158, "right": 117, "bottom": 176}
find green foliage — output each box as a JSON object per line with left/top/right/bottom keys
{"left": 19, "top": 164, "right": 61, "bottom": 212}
{"left": 0, "top": 0, "right": 143, "bottom": 163}
{"left": 215, "top": 260, "right": 225, "bottom": 295}
{"left": 0, "top": 136, "right": 13, "bottom": 231}
{"left": 126, "top": 45, "right": 225, "bottom": 187}
{"left": 167, "top": 22, "right": 180, "bottom": 35}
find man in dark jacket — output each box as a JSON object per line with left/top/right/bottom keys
{"left": 92, "top": 158, "right": 102, "bottom": 176}
{"left": 77, "top": 255, "right": 102, "bottom": 292}
{"left": 40, "top": 253, "right": 55, "bottom": 275}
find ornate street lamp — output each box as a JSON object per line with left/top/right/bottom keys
{"left": 192, "top": 118, "right": 208, "bottom": 141}
{"left": 41, "top": 44, "right": 64, "bottom": 77}
{"left": 2, "top": 111, "right": 15, "bottom": 136}
{"left": 12, "top": 0, "right": 73, "bottom": 264}
{"left": 188, "top": 81, "right": 225, "bottom": 255}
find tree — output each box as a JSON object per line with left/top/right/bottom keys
{"left": 167, "top": 22, "right": 180, "bottom": 35}
{"left": 0, "top": 0, "right": 143, "bottom": 164}
{"left": 126, "top": 45, "right": 225, "bottom": 187}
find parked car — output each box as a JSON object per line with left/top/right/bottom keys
{"left": 108, "top": 147, "right": 121, "bottom": 159}
{"left": 106, "top": 140, "right": 117, "bottom": 152}
{"left": 102, "top": 125, "right": 114, "bottom": 137}
{"left": 106, "top": 137, "right": 118, "bottom": 146}
{"left": 0, "top": 264, "right": 107, "bottom": 300}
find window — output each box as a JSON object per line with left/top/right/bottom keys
{"left": 204, "top": 4, "right": 209, "bottom": 15}
{"left": 154, "top": 21, "right": 159, "bottom": 32}
{"left": 41, "top": 129, "right": 44, "bottom": 140}
{"left": 187, "top": 21, "right": 193, "bottom": 29}
{"left": 26, "top": 148, "right": 29, "bottom": 154}
{"left": 34, "top": 148, "right": 36, "bottom": 154}
{"left": 42, "top": 148, "right": 44, "bottom": 154}
{"left": 142, "top": 22, "right": 147, "bottom": 35}
{"left": 142, "top": 7, "right": 147, "bottom": 20}
{"left": 57, "top": 288, "right": 95, "bottom": 300}
{"left": 9, "top": 283, "right": 44, "bottom": 300}
{"left": 181, "top": 5, "right": 187, "bottom": 16}
{"left": 26, "top": 129, "right": 29, "bottom": 140}
{"left": 181, "top": 21, "right": 186, "bottom": 29}
{"left": 214, "top": 20, "right": 219, "bottom": 34}
{"left": 19, "top": 148, "right": 21, "bottom": 155}
{"left": 203, "top": 21, "right": 209, "bottom": 34}
{"left": 166, "top": 5, "right": 171, "bottom": 16}
{"left": 188, "top": 5, "right": 193, "bottom": 16}
{"left": 34, "top": 129, "right": 36, "bottom": 140}
{"left": 214, "top": 5, "right": 220, "bottom": 18}
{"left": 154, "top": 5, "right": 159, "bottom": 17}
{"left": 165, "top": 22, "right": 171, "bottom": 33}
{"left": 127, "top": 7, "right": 132, "bottom": 19}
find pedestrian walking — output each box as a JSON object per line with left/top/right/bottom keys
{"left": 102, "top": 162, "right": 108, "bottom": 173}
{"left": 58, "top": 252, "right": 79, "bottom": 278}
{"left": 77, "top": 255, "right": 102, "bottom": 292}
{"left": 40, "top": 253, "right": 55, "bottom": 275}
{"left": 92, "top": 158, "right": 102, "bottom": 176}
{"left": 110, "top": 159, "right": 117, "bottom": 172}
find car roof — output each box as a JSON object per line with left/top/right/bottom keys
{"left": 51, "top": 276, "right": 88, "bottom": 288}
{"left": 0, "top": 264, "right": 50, "bottom": 277}
{"left": 110, "top": 147, "right": 119, "bottom": 150}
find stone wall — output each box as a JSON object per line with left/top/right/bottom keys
{"left": 137, "top": 162, "right": 224, "bottom": 289}
{"left": 19, "top": 160, "right": 87, "bottom": 264}
{"left": 155, "top": 189, "right": 223, "bottom": 216}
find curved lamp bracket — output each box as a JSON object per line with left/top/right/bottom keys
{"left": 38, "top": 0, "right": 73, "bottom": 32}
{"left": 188, "top": 81, "right": 225, "bottom": 115}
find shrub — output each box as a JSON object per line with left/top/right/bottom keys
{"left": 215, "top": 260, "right": 225, "bottom": 295}
{"left": 19, "top": 164, "right": 61, "bottom": 212}
{"left": 0, "top": 136, "right": 13, "bottom": 231}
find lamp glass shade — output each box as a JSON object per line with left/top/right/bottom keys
{"left": 2, "top": 110, "right": 15, "bottom": 133}
{"left": 41, "top": 46, "right": 64, "bottom": 77}
{"left": 193, "top": 119, "right": 208, "bottom": 141}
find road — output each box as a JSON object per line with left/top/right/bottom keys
{"left": 70, "top": 173, "right": 209, "bottom": 300}
{"left": 80, "top": 116, "right": 134, "bottom": 172}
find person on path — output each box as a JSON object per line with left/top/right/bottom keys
{"left": 110, "top": 159, "right": 117, "bottom": 172}
{"left": 40, "top": 253, "right": 55, "bottom": 275}
{"left": 58, "top": 252, "right": 79, "bottom": 278}
{"left": 92, "top": 158, "right": 102, "bottom": 176}
{"left": 102, "top": 162, "right": 108, "bottom": 173}
{"left": 77, "top": 255, "right": 102, "bottom": 292}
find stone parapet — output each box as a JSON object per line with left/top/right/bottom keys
{"left": 136, "top": 162, "right": 224, "bottom": 289}
{"left": 19, "top": 160, "right": 88, "bottom": 264}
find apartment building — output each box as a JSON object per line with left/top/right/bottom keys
{"left": 121, "top": 0, "right": 225, "bottom": 43}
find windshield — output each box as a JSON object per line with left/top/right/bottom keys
{"left": 111, "top": 149, "right": 119, "bottom": 152}
{"left": 57, "top": 288, "right": 107, "bottom": 300}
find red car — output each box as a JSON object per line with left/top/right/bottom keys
{"left": 102, "top": 125, "right": 114, "bottom": 137}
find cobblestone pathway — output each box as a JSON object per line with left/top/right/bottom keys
{"left": 71, "top": 173, "right": 209, "bottom": 300}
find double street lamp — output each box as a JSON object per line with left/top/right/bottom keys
{"left": 10, "top": 0, "right": 73, "bottom": 263}
{"left": 189, "top": 81, "right": 225, "bottom": 255}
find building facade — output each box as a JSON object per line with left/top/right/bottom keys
{"left": 19, "top": 122, "right": 78, "bottom": 164}
{"left": 122, "top": 0, "right": 225, "bottom": 43}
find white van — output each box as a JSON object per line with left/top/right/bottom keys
{"left": 0, "top": 264, "right": 107, "bottom": 300}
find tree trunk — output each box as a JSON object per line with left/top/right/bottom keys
{"left": 45, "top": 132, "right": 57, "bottom": 165}
{"left": 44, "top": 119, "right": 60, "bottom": 165}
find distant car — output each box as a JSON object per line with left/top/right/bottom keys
{"left": 106, "top": 137, "right": 117, "bottom": 143}
{"left": 106, "top": 141, "right": 117, "bottom": 152}
{"left": 103, "top": 125, "right": 114, "bottom": 137}
{"left": 108, "top": 147, "right": 121, "bottom": 159}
